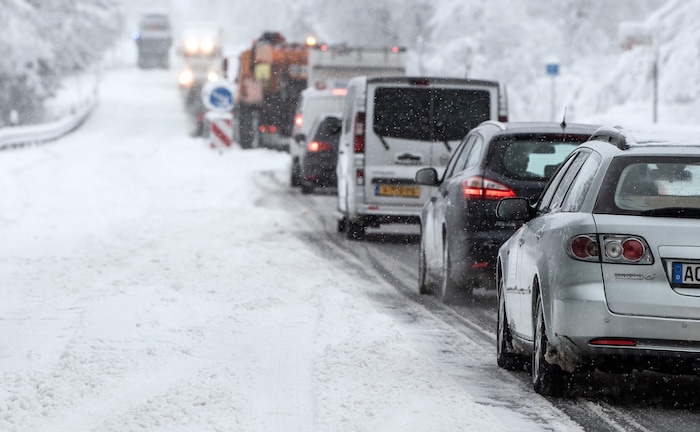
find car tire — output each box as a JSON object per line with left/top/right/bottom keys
{"left": 290, "top": 159, "right": 300, "bottom": 187}
{"left": 300, "top": 182, "right": 314, "bottom": 194}
{"left": 346, "top": 220, "right": 365, "bottom": 241}
{"left": 496, "top": 277, "right": 524, "bottom": 370}
{"left": 418, "top": 239, "right": 434, "bottom": 295}
{"left": 532, "top": 291, "right": 571, "bottom": 396}
{"left": 439, "top": 240, "right": 459, "bottom": 304}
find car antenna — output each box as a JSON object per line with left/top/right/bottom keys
{"left": 560, "top": 106, "right": 568, "bottom": 129}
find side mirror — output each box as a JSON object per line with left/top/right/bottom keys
{"left": 415, "top": 167, "right": 439, "bottom": 186}
{"left": 496, "top": 197, "right": 531, "bottom": 220}
{"left": 294, "top": 133, "right": 306, "bottom": 144}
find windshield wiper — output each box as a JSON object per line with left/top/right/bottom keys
{"left": 378, "top": 135, "right": 390, "bottom": 151}
{"left": 640, "top": 207, "right": 700, "bottom": 218}
{"left": 442, "top": 140, "right": 451, "bottom": 152}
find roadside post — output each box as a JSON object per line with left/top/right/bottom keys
{"left": 201, "top": 80, "right": 235, "bottom": 149}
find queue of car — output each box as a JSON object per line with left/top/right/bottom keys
{"left": 287, "top": 75, "right": 700, "bottom": 397}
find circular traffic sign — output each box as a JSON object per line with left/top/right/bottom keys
{"left": 201, "top": 80, "right": 235, "bottom": 111}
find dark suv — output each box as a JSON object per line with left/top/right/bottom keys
{"left": 298, "top": 113, "right": 342, "bottom": 194}
{"left": 415, "top": 121, "right": 599, "bottom": 303}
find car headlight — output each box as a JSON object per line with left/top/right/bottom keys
{"left": 184, "top": 37, "right": 199, "bottom": 54}
{"left": 178, "top": 69, "right": 195, "bottom": 86}
{"left": 200, "top": 38, "right": 215, "bottom": 54}
{"left": 207, "top": 71, "right": 219, "bottom": 82}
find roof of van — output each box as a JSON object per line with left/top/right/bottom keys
{"left": 352, "top": 76, "right": 500, "bottom": 87}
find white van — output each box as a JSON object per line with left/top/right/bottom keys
{"left": 336, "top": 76, "right": 506, "bottom": 240}
{"left": 290, "top": 87, "right": 347, "bottom": 186}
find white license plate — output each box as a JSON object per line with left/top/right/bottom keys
{"left": 672, "top": 262, "right": 700, "bottom": 286}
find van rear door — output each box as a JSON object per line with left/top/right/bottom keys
{"left": 364, "top": 78, "right": 498, "bottom": 207}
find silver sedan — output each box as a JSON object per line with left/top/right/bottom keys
{"left": 495, "top": 126, "right": 700, "bottom": 396}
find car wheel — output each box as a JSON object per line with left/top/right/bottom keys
{"left": 346, "top": 220, "right": 365, "bottom": 241}
{"left": 300, "top": 182, "right": 314, "bottom": 194}
{"left": 439, "top": 240, "right": 458, "bottom": 304}
{"left": 532, "top": 291, "right": 571, "bottom": 396}
{"left": 290, "top": 159, "right": 300, "bottom": 187}
{"left": 496, "top": 277, "right": 524, "bottom": 370}
{"left": 418, "top": 239, "right": 434, "bottom": 295}
{"left": 337, "top": 216, "right": 347, "bottom": 233}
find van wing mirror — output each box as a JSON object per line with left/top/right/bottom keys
{"left": 415, "top": 168, "right": 439, "bottom": 186}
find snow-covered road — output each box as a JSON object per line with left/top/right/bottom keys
{"left": 0, "top": 66, "right": 589, "bottom": 431}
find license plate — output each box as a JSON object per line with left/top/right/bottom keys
{"left": 375, "top": 184, "right": 420, "bottom": 198}
{"left": 672, "top": 262, "right": 700, "bottom": 286}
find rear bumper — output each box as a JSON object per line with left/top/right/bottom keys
{"left": 449, "top": 229, "right": 516, "bottom": 290}
{"left": 550, "top": 286, "right": 700, "bottom": 373}
{"left": 260, "top": 132, "right": 290, "bottom": 152}
{"left": 354, "top": 203, "right": 422, "bottom": 226}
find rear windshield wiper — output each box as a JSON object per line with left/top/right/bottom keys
{"left": 378, "top": 134, "right": 390, "bottom": 151}
{"left": 640, "top": 207, "right": 700, "bottom": 218}
{"left": 442, "top": 140, "right": 452, "bottom": 152}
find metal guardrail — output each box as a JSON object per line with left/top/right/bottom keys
{"left": 0, "top": 99, "right": 98, "bottom": 151}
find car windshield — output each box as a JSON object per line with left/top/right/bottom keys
{"left": 373, "top": 87, "right": 491, "bottom": 141}
{"left": 597, "top": 157, "right": 700, "bottom": 216}
{"left": 485, "top": 134, "right": 584, "bottom": 180}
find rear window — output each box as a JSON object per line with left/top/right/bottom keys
{"left": 313, "top": 117, "right": 342, "bottom": 145}
{"left": 372, "top": 87, "right": 491, "bottom": 142}
{"left": 485, "top": 134, "right": 588, "bottom": 180}
{"left": 596, "top": 156, "right": 700, "bottom": 216}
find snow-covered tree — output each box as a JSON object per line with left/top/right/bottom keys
{"left": 0, "top": 0, "right": 122, "bottom": 126}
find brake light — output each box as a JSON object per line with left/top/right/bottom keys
{"left": 567, "top": 234, "right": 652, "bottom": 264}
{"left": 269, "top": 125, "right": 277, "bottom": 134}
{"left": 601, "top": 235, "right": 652, "bottom": 264}
{"left": 307, "top": 141, "right": 333, "bottom": 153}
{"left": 392, "top": 46, "right": 399, "bottom": 53}
{"left": 294, "top": 114, "right": 303, "bottom": 127}
{"left": 411, "top": 78, "right": 429, "bottom": 86}
{"left": 568, "top": 235, "right": 598, "bottom": 261}
{"left": 353, "top": 112, "right": 365, "bottom": 153}
{"left": 460, "top": 176, "right": 516, "bottom": 200}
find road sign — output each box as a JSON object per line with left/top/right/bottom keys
{"left": 201, "top": 80, "right": 235, "bottom": 111}
{"left": 546, "top": 63, "right": 559, "bottom": 76}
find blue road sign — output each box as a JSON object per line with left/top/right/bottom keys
{"left": 546, "top": 63, "right": 559, "bottom": 76}
{"left": 202, "top": 81, "right": 236, "bottom": 111}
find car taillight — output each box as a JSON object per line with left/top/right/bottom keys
{"left": 294, "top": 114, "right": 303, "bottom": 128}
{"left": 566, "top": 234, "right": 653, "bottom": 264}
{"left": 355, "top": 168, "right": 364, "bottom": 186}
{"left": 568, "top": 235, "right": 598, "bottom": 261}
{"left": 353, "top": 112, "right": 365, "bottom": 153}
{"left": 601, "top": 235, "right": 652, "bottom": 264}
{"left": 460, "top": 176, "right": 516, "bottom": 200}
{"left": 307, "top": 141, "right": 333, "bottom": 153}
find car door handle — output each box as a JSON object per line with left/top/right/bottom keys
{"left": 518, "top": 238, "right": 525, "bottom": 246}
{"left": 441, "top": 190, "right": 448, "bottom": 197}
{"left": 535, "top": 230, "right": 544, "bottom": 240}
